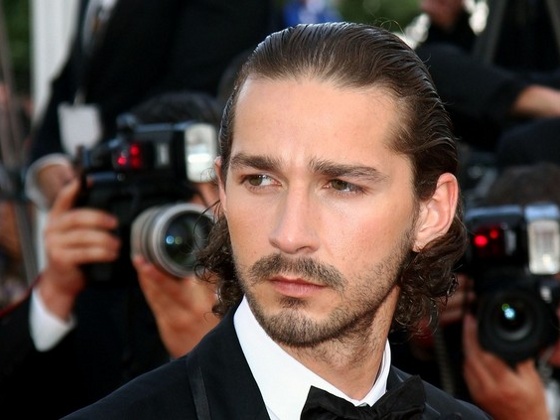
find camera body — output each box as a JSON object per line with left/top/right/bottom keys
{"left": 464, "top": 202, "right": 560, "bottom": 363}
{"left": 74, "top": 120, "right": 217, "bottom": 283}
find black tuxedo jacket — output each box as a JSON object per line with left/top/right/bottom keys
{"left": 29, "top": 0, "right": 276, "bottom": 163}
{"left": 63, "top": 309, "right": 490, "bottom": 419}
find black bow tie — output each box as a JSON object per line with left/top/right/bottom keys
{"left": 300, "top": 375, "right": 425, "bottom": 420}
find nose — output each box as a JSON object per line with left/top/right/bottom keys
{"left": 268, "top": 187, "right": 319, "bottom": 255}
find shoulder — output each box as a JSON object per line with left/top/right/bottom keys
{"left": 389, "top": 366, "right": 491, "bottom": 419}
{"left": 62, "top": 315, "right": 240, "bottom": 420}
{"left": 62, "top": 357, "right": 196, "bottom": 419}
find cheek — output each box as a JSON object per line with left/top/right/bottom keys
{"left": 225, "top": 197, "right": 265, "bottom": 262}
{"left": 327, "top": 205, "right": 413, "bottom": 267}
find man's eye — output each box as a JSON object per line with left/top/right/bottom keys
{"left": 330, "top": 179, "right": 356, "bottom": 192}
{"left": 245, "top": 174, "right": 274, "bottom": 187}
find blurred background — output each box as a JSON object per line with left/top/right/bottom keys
{"left": 3, "top": 1, "right": 421, "bottom": 115}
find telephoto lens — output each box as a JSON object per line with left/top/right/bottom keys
{"left": 131, "top": 203, "right": 214, "bottom": 278}
{"left": 476, "top": 284, "right": 560, "bottom": 363}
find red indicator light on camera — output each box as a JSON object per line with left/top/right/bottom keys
{"left": 129, "top": 144, "right": 143, "bottom": 169}
{"left": 472, "top": 226, "right": 508, "bottom": 258}
{"left": 115, "top": 142, "right": 144, "bottom": 170}
{"left": 473, "top": 234, "right": 489, "bottom": 248}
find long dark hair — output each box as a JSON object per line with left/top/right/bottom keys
{"left": 197, "top": 22, "right": 467, "bottom": 330}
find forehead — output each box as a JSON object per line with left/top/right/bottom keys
{"left": 231, "top": 77, "right": 410, "bottom": 173}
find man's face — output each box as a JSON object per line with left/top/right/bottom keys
{"left": 218, "top": 77, "right": 422, "bottom": 347}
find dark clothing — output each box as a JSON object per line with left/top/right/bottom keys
{"left": 0, "top": 282, "right": 167, "bottom": 419}
{"left": 415, "top": 42, "right": 528, "bottom": 152}
{"left": 497, "top": 118, "right": 560, "bottom": 168}
{"left": 63, "top": 309, "right": 490, "bottom": 419}
{"left": 483, "top": 0, "right": 560, "bottom": 73}
{"left": 29, "top": 0, "right": 276, "bottom": 163}
{"left": 390, "top": 324, "right": 472, "bottom": 404}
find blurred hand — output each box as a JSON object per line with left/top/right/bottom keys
{"left": 36, "top": 161, "right": 76, "bottom": 208}
{"left": 420, "top": 0, "right": 466, "bottom": 30}
{"left": 462, "top": 313, "right": 549, "bottom": 420}
{"left": 134, "top": 255, "right": 219, "bottom": 358}
{"left": 38, "top": 179, "right": 120, "bottom": 320}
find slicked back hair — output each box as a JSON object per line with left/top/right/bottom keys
{"left": 197, "top": 22, "right": 467, "bottom": 330}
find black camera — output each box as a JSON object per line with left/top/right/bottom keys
{"left": 464, "top": 203, "right": 560, "bottom": 363}
{"left": 74, "top": 120, "right": 217, "bottom": 283}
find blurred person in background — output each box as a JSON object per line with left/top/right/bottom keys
{"left": 462, "top": 162, "right": 560, "bottom": 420}
{"left": 410, "top": 0, "right": 560, "bottom": 161}
{"left": 25, "top": 0, "right": 277, "bottom": 210}
{"left": 0, "top": 91, "right": 224, "bottom": 419}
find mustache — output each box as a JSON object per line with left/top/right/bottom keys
{"left": 247, "top": 253, "right": 345, "bottom": 291}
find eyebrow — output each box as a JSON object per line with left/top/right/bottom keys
{"left": 229, "top": 152, "right": 388, "bottom": 183}
{"left": 230, "top": 153, "right": 278, "bottom": 172}
{"left": 311, "top": 159, "right": 388, "bottom": 182}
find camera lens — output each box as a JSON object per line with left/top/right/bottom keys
{"left": 131, "top": 203, "right": 214, "bottom": 278}
{"left": 163, "top": 209, "right": 211, "bottom": 269}
{"left": 491, "top": 299, "right": 533, "bottom": 341}
{"left": 477, "top": 288, "right": 559, "bottom": 362}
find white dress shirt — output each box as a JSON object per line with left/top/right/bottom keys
{"left": 234, "top": 297, "right": 391, "bottom": 420}
{"left": 30, "top": 288, "right": 75, "bottom": 351}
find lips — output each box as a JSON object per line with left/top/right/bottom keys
{"left": 269, "top": 276, "right": 325, "bottom": 298}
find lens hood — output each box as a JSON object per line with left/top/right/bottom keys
{"left": 131, "top": 203, "right": 214, "bottom": 278}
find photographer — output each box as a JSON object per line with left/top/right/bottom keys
{"left": 0, "top": 91, "right": 222, "bottom": 419}
{"left": 393, "top": 162, "right": 560, "bottom": 419}
{"left": 461, "top": 162, "right": 560, "bottom": 420}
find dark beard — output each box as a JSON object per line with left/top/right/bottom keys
{"left": 240, "top": 236, "right": 411, "bottom": 348}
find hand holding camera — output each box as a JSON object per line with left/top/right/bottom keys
{"left": 462, "top": 312, "right": 550, "bottom": 420}
{"left": 73, "top": 119, "right": 217, "bottom": 283}
{"left": 39, "top": 178, "right": 120, "bottom": 319}
{"left": 464, "top": 202, "right": 560, "bottom": 363}
{"left": 133, "top": 254, "right": 219, "bottom": 357}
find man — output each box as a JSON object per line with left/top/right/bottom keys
{"left": 63, "top": 22, "right": 489, "bottom": 419}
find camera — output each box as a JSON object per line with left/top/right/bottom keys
{"left": 74, "top": 119, "right": 217, "bottom": 283}
{"left": 464, "top": 202, "right": 560, "bottom": 363}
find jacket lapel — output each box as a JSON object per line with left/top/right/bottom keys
{"left": 187, "top": 309, "right": 270, "bottom": 419}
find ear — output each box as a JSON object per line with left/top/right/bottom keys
{"left": 214, "top": 157, "right": 227, "bottom": 214}
{"left": 413, "top": 172, "right": 459, "bottom": 252}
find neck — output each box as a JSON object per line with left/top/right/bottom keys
{"left": 281, "top": 289, "right": 398, "bottom": 399}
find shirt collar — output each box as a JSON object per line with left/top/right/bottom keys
{"left": 234, "top": 297, "right": 391, "bottom": 420}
